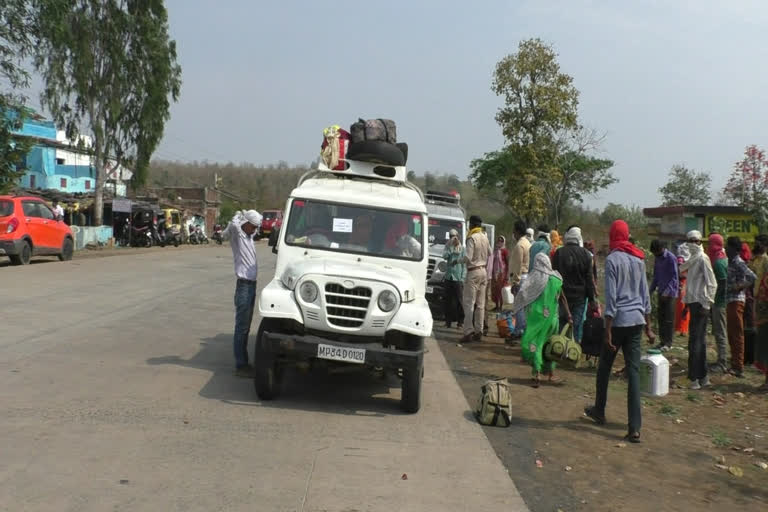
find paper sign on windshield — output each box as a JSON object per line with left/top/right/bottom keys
{"left": 332, "top": 218, "right": 353, "bottom": 233}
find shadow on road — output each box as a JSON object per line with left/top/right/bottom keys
{"left": 147, "top": 333, "right": 404, "bottom": 417}
{"left": 0, "top": 258, "right": 58, "bottom": 268}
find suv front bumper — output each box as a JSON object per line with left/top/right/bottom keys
{"left": 259, "top": 331, "right": 423, "bottom": 371}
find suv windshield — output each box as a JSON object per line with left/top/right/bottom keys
{"left": 284, "top": 199, "right": 423, "bottom": 261}
{"left": 428, "top": 218, "right": 464, "bottom": 245}
{"left": 0, "top": 200, "right": 12, "bottom": 217}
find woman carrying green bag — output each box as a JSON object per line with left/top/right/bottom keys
{"left": 511, "top": 252, "right": 573, "bottom": 387}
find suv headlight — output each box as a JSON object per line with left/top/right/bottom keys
{"left": 437, "top": 260, "right": 447, "bottom": 272}
{"left": 299, "top": 281, "right": 319, "bottom": 303}
{"left": 377, "top": 290, "right": 397, "bottom": 312}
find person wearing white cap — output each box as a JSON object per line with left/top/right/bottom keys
{"left": 525, "top": 228, "right": 534, "bottom": 243}
{"left": 680, "top": 230, "right": 717, "bottom": 389}
{"left": 223, "top": 209, "right": 263, "bottom": 377}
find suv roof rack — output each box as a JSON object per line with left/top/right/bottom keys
{"left": 425, "top": 190, "right": 461, "bottom": 206}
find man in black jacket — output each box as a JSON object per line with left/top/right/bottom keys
{"left": 552, "top": 226, "right": 596, "bottom": 342}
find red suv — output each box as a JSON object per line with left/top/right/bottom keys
{"left": 0, "top": 195, "right": 74, "bottom": 265}
{"left": 259, "top": 209, "right": 283, "bottom": 239}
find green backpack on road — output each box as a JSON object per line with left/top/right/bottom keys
{"left": 475, "top": 379, "right": 513, "bottom": 427}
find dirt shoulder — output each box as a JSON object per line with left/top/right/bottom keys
{"left": 434, "top": 322, "right": 768, "bottom": 512}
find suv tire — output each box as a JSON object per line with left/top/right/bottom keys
{"left": 10, "top": 240, "right": 31, "bottom": 265}
{"left": 401, "top": 364, "right": 423, "bottom": 413}
{"left": 254, "top": 320, "right": 282, "bottom": 400}
{"left": 58, "top": 238, "right": 74, "bottom": 261}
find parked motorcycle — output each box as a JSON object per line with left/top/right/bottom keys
{"left": 131, "top": 225, "right": 153, "bottom": 247}
{"left": 212, "top": 224, "right": 223, "bottom": 245}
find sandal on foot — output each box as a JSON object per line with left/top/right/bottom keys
{"left": 624, "top": 432, "right": 641, "bottom": 444}
{"left": 583, "top": 406, "right": 606, "bottom": 425}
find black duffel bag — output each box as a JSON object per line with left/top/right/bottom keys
{"left": 350, "top": 118, "right": 397, "bottom": 144}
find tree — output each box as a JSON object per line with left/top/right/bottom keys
{"left": 472, "top": 39, "right": 614, "bottom": 226}
{"left": 541, "top": 127, "right": 615, "bottom": 226}
{"left": 0, "top": 0, "right": 35, "bottom": 194}
{"left": 492, "top": 38, "right": 579, "bottom": 147}
{"left": 658, "top": 164, "right": 712, "bottom": 206}
{"left": 722, "top": 145, "right": 768, "bottom": 230}
{"left": 599, "top": 203, "right": 647, "bottom": 228}
{"left": 470, "top": 145, "right": 546, "bottom": 223}
{"left": 34, "top": 0, "right": 181, "bottom": 225}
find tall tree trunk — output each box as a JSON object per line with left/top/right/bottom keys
{"left": 93, "top": 144, "right": 104, "bottom": 226}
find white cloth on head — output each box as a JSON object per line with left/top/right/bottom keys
{"left": 243, "top": 209, "right": 262, "bottom": 227}
{"left": 677, "top": 243, "right": 691, "bottom": 262}
{"left": 511, "top": 252, "right": 562, "bottom": 314}
{"left": 686, "top": 230, "right": 702, "bottom": 241}
{"left": 537, "top": 231, "right": 551, "bottom": 243}
{"left": 223, "top": 210, "right": 259, "bottom": 281}
{"left": 525, "top": 228, "right": 534, "bottom": 242}
{"left": 681, "top": 242, "right": 716, "bottom": 308}
{"left": 564, "top": 227, "right": 583, "bottom": 246}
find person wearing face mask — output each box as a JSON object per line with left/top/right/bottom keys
{"left": 707, "top": 233, "right": 729, "bottom": 373}
{"left": 442, "top": 229, "right": 466, "bottom": 329}
{"left": 679, "top": 231, "right": 717, "bottom": 389}
{"left": 725, "top": 236, "right": 757, "bottom": 378}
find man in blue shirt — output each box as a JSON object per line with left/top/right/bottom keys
{"left": 649, "top": 240, "right": 679, "bottom": 351}
{"left": 585, "top": 220, "right": 655, "bottom": 443}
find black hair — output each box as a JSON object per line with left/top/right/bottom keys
{"left": 650, "top": 239, "right": 666, "bottom": 253}
{"left": 754, "top": 234, "right": 768, "bottom": 255}
{"left": 726, "top": 236, "right": 742, "bottom": 253}
{"left": 514, "top": 220, "right": 527, "bottom": 235}
{"left": 537, "top": 224, "right": 550, "bottom": 234}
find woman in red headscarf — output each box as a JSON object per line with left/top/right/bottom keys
{"left": 674, "top": 241, "right": 690, "bottom": 336}
{"left": 707, "top": 233, "right": 729, "bottom": 371}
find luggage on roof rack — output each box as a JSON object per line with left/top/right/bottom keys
{"left": 425, "top": 190, "right": 461, "bottom": 205}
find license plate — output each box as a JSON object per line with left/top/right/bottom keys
{"left": 317, "top": 344, "right": 366, "bottom": 364}
{"left": 426, "top": 286, "right": 434, "bottom": 294}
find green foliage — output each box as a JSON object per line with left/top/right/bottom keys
{"left": 474, "top": 39, "right": 615, "bottom": 226}
{"left": 492, "top": 38, "right": 579, "bottom": 146}
{"left": 659, "top": 403, "right": 680, "bottom": 417}
{"left": 658, "top": 164, "right": 712, "bottom": 206}
{"left": 545, "top": 147, "right": 616, "bottom": 226}
{"left": 469, "top": 145, "right": 547, "bottom": 223}
{"left": 0, "top": 0, "right": 35, "bottom": 193}
{"left": 0, "top": 107, "right": 31, "bottom": 194}
{"left": 711, "top": 428, "right": 732, "bottom": 448}
{"left": 34, "top": 0, "right": 182, "bottom": 224}
{"left": 599, "top": 202, "right": 648, "bottom": 228}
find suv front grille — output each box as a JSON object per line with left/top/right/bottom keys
{"left": 324, "top": 283, "right": 372, "bottom": 328}
{"left": 427, "top": 258, "right": 436, "bottom": 280}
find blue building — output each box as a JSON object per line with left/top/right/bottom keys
{"left": 12, "top": 111, "right": 129, "bottom": 196}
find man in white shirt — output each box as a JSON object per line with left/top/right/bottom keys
{"left": 223, "top": 210, "right": 262, "bottom": 376}
{"left": 52, "top": 201, "right": 64, "bottom": 220}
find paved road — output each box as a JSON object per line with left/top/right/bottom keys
{"left": 0, "top": 245, "right": 528, "bottom": 512}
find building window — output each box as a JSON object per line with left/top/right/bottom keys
{"left": 56, "top": 158, "right": 65, "bottom": 165}
{"left": 60, "top": 178, "right": 67, "bottom": 188}
{"left": 85, "top": 180, "right": 91, "bottom": 190}
{"left": 29, "top": 175, "right": 36, "bottom": 188}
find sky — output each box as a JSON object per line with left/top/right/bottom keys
{"left": 103, "top": 1, "right": 768, "bottom": 208}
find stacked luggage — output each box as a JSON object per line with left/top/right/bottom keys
{"left": 321, "top": 118, "right": 408, "bottom": 170}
